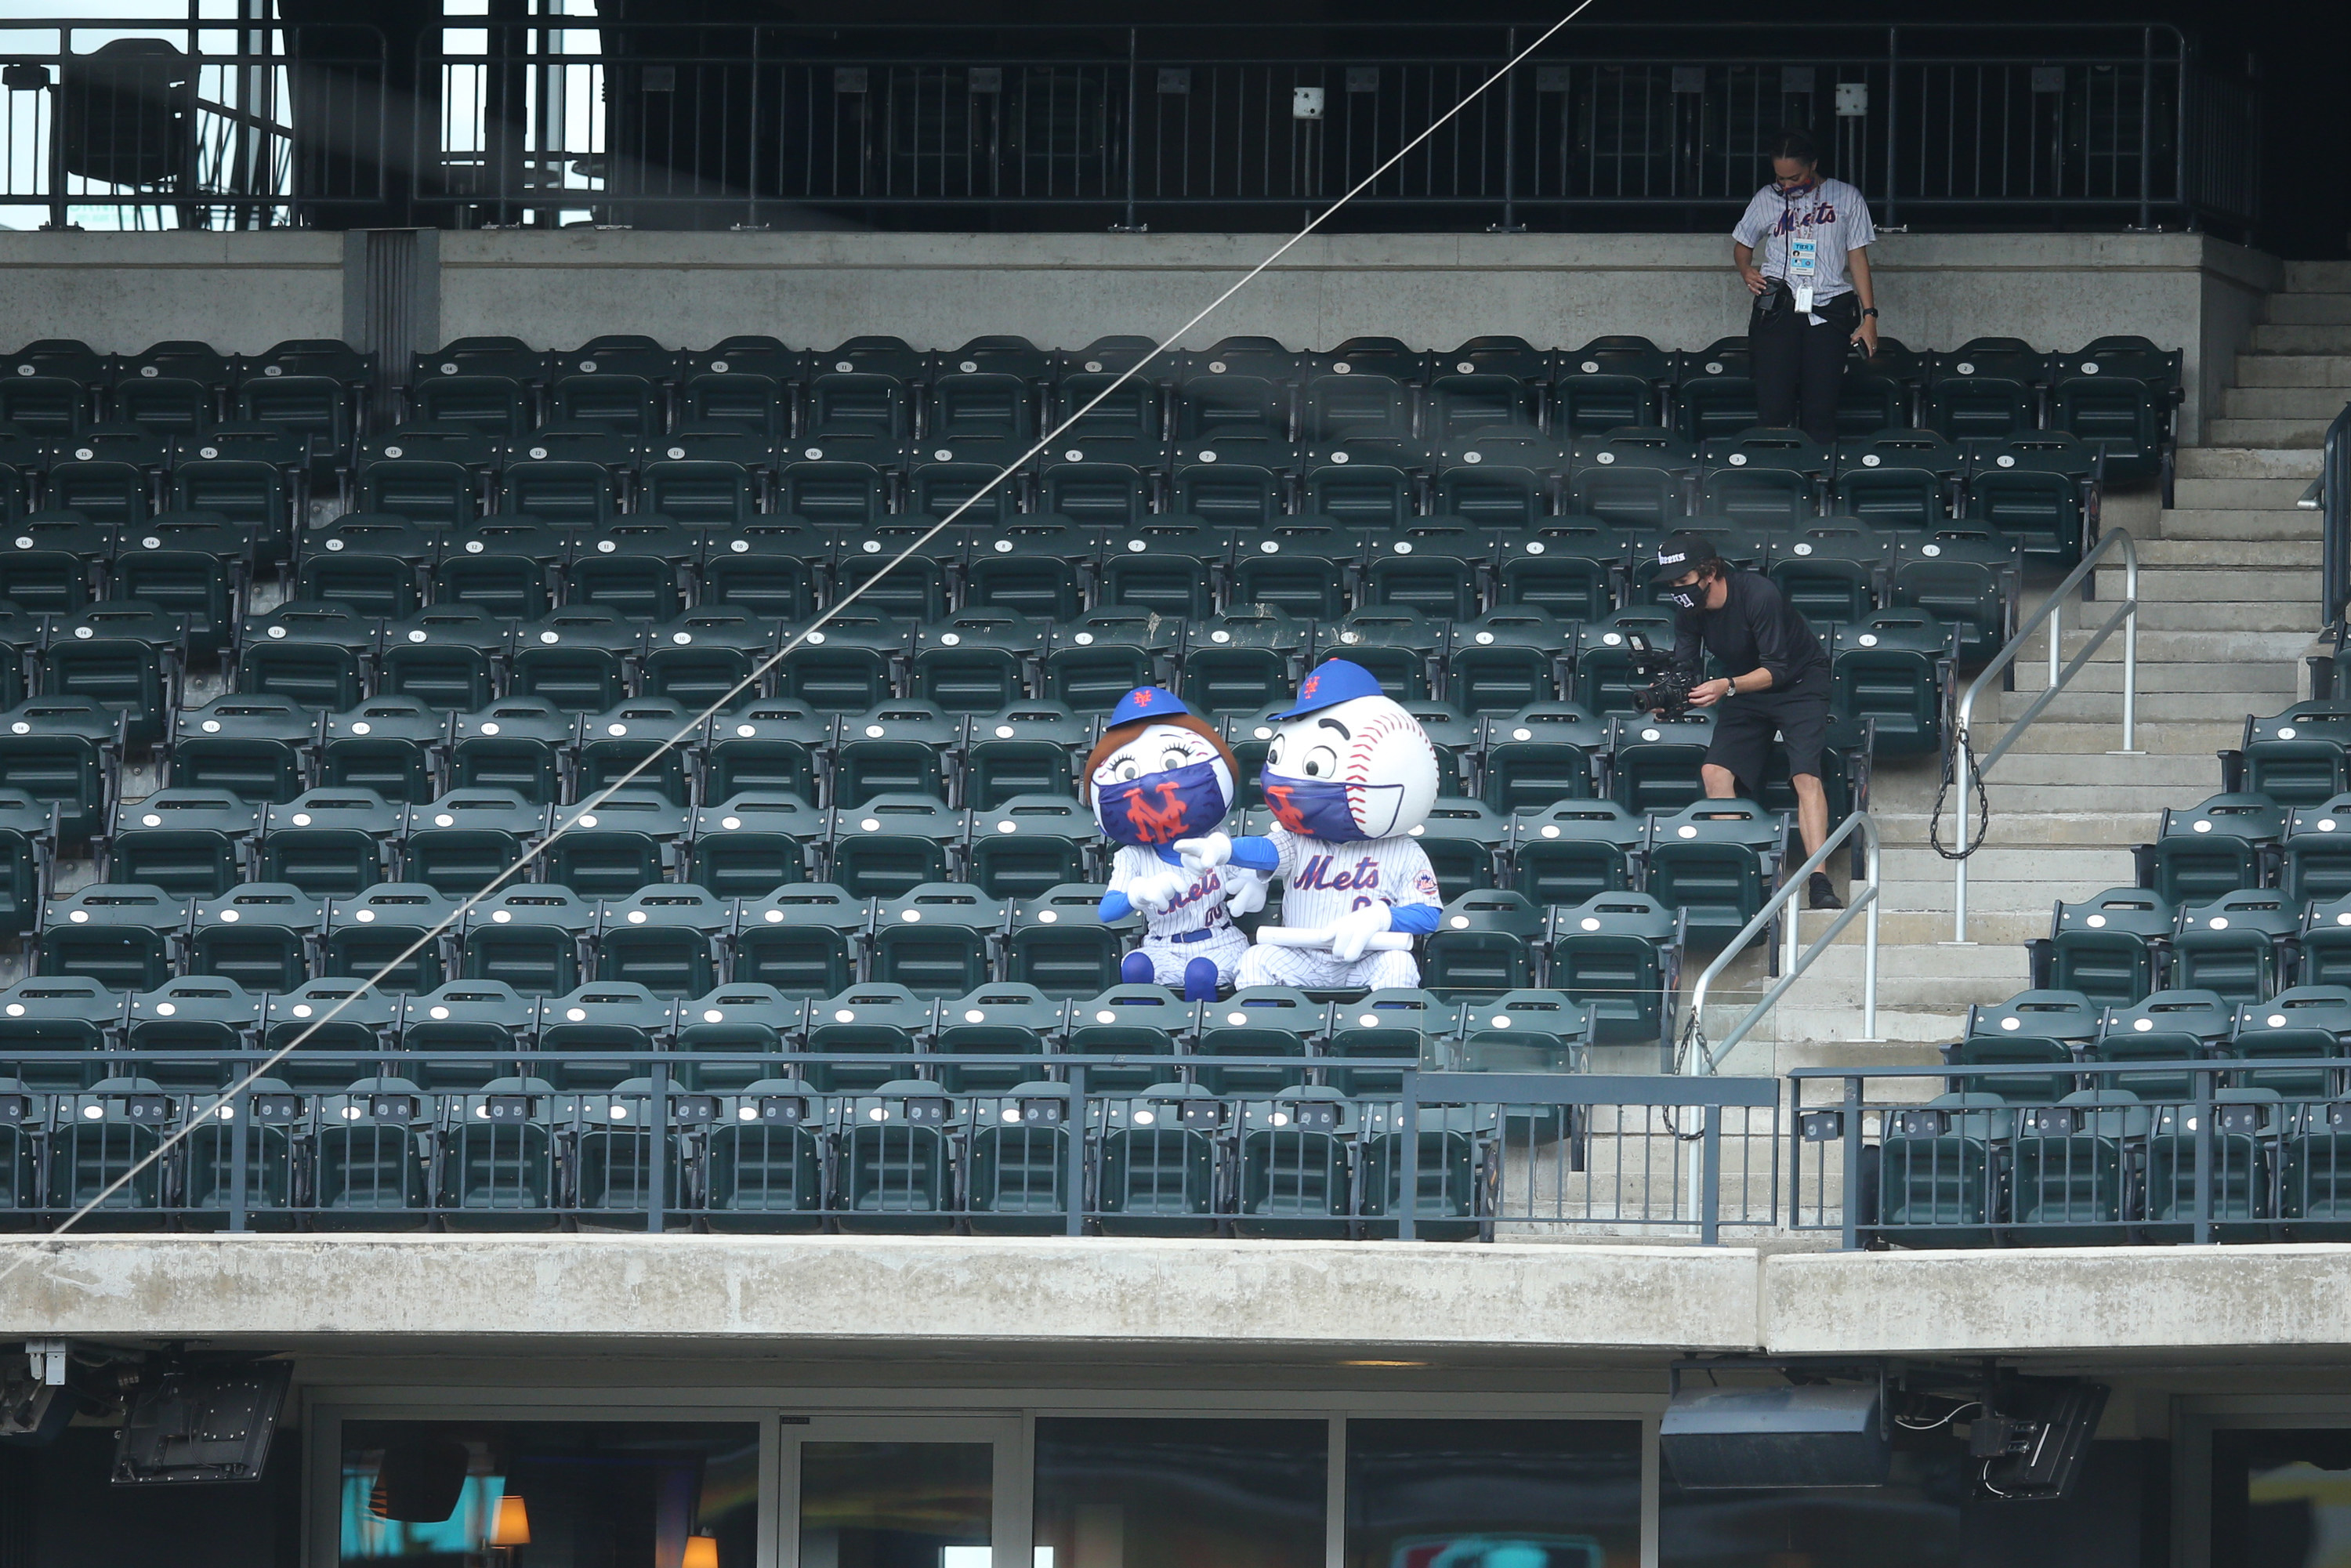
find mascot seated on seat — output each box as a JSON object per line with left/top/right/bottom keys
{"left": 1179, "top": 657, "right": 1441, "bottom": 991}
{"left": 1085, "top": 686, "right": 1269, "bottom": 1001}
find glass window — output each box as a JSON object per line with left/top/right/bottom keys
{"left": 1033, "top": 1417, "right": 1326, "bottom": 1568}
{"left": 339, "top": 1420, "right": 758, "bottom": 1567}
{"left": 800, "top": 1440, "right": 993, "bottom": 1568}
{"left": 2212, "top": 1429, "right": 2351, "bottom": 1568}
{"left": 1346, "top": 1419, "right": 1642, "bottom": 1568}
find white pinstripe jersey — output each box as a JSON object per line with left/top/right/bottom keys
{"left": 1262, "top": 829, "right": 1442, "bottom": 929}
{"left": 1107, "top": 845, "right": 1252, "bottom": 941}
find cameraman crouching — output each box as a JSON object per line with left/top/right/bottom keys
{"left": 1649, "top": 532, "right": 1842, "bottom": 911}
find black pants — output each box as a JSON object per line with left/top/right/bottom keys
{"left": 1751, "top": 288, "right": 1858, "bottom": 445}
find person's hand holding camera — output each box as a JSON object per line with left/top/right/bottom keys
{"left": 1686, "top": 678, "right": 1734, "bottom": 709}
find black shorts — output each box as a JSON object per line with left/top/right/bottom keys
{"left": 1707, "top": 679, "right": 1832, "bottom": 795}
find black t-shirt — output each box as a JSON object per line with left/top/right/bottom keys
{"left": 1671, "top": 569, "right": 1831, "bottom": 690}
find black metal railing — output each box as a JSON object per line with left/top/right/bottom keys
{"left": 1791, "top": 1059, "right": 2351, "bottom": 1249}
{"left": 0, "top": 19, "right": 2256, "bottom": 234}
{"left": 2317, "top": 400, "right": 2351, "bottom": 632}
{"left": 0, "top": 1047, "right": 1779, "bottom": 1241}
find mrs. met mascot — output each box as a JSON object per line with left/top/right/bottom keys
{"left": 1181, "top": 658, "right": 1442, "bottom": 990}
{"left": 1085, "top": 686, "right": 1269, "bottom": 1000}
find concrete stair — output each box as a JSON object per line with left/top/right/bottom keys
{"left": 1713, "top": 264, "right": 2349, "bottom": 1077}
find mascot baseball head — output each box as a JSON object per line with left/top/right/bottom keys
{"left": 1260, "top": 658, "right": 1438, "bottom": 841}
{"left": 1083, "top": 687, "right": 1239, "bottom": 848}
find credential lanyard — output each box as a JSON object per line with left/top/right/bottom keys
{"left": 1781, "top": 185, "right": 1819, "bottom": 315}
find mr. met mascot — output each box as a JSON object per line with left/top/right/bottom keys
{"left": 1181, "top": 657, "right": 1443, "bottom": 990}
{"left": 1086, "top": 686, "right": 1269, "bottom": 1000}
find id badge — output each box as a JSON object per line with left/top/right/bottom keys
{"left": 1788, "top": 233, "right": 1818, "bottom": 313}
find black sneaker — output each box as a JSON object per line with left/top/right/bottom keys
{"left": 1808, "top": 873, "right": 1843, "bottom": 911}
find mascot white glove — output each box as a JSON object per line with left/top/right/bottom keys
{"left": 1224, "top": 867, "right": 1270, "bottom": 918}
{"left": 1175, "top": 832, "right": 1232, "bottom": 872}
{"left": 1327, "top": 903, "right": 1394, "bottom": 963}
{"left": 1125, "top": 868, "right": 1188, "bottom": 915}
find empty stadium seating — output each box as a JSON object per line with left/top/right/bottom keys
{"left": 0, "top": 328, "right": 2181, "bottom": 1233}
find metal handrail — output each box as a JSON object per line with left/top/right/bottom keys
{"left": 2319, "top": 401, "right": 2351, "bottom": 626}
{"left": 1947, "top": 527, "right": 2140, "bottom": 943}
{"left": 1679, "top": 809, "right": 1882, "bottom": 1075}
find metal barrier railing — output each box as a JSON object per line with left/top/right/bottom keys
{"left": 1678, "top": 810, "right": 1882, "bottom": 1076}
{"left": 0, "top": 18, "right": 2255, "bottom": 232}
{"left": 2317, "top": 402, "right": 2351, "bottom": 630}
{"left": 1946, "top": 527, "right": 2140, "bottom": 943}
{"left": 0, "top": 1047, "right": 1781, "bottom": 1244}
{"left": 1789, "top": 1058, "right": 2351, "bottom": 1250}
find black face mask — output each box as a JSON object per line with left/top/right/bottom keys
{"left": 1665, "top": 581, "right": 1704, "bottom": 612}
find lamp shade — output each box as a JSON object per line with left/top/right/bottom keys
{"left": 490, "top": 1493, "right": 532, "bottom": 1547}
{"left": 681, "top": 1537, "right": 720, "bottom": 1568}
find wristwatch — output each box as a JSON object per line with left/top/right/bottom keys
{"left": 1861, "top": 308, "right": 1879, "bottom": 318}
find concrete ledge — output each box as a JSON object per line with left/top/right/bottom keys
{"left": 0, "top": 1235, "right": 1762, "bottom": 1352}
{"left": 18, "top": 1237, "right": 2351, "bottom": 1356}
{"left": 1766, "top": 1244, "right": 2351, "bottom": 1355}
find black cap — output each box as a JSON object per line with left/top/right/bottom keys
{"left": 1649, "top": 531, "right": 1722, "bottom": 585}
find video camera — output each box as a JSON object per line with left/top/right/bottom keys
{"left": 1624, "top": 630, "right": 1697, "bottom": 719}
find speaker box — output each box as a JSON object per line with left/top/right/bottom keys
{"left": 1661, "top": 1383, "right": 1891, "bottom": 1490}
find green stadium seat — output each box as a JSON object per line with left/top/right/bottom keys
{"left": 1412, "top": 797, "right": 1508, "bottom": 901}
{"left": 323, "top": 882, "right": 460, "bottom": 994}
{"left": 687, "top": 791, "right": 817, "bottom": 900}
{"left": 574, "top": 697, "right": 695, "bottom": 806}
{"left": 1421, "top": 888, "right": 1543, "bottom": 999}
{"left": 2139, "top": 792, "right": 2284, "bottom": 907}
{"left": 870, "top": 882, "right": 1006, "bottom": 998}
{"left": 966, "top": 794, "right": 1094, "bottom": 902}
{"left": 103, "top": 787, "right": 257, "bottom": 897}
{"left": 1064, "top": 985, "right": 1196, "bottom": 1094}
{"left": 233, "top": 599, "right": 369, "bottom": 711}
{"left": 1007, "top": 882, "right": 1136, "bottom": 998}
{"left": 933, "top": 983, "right": 1065, "bottom": 1094}
{"left": 545, "top": 790, "right": 687, "bottom": 897}
{"left": 1195, "top": 987, "right": 1324, "bottom": 1095}
{"left": 1545, "top": 892, "right": 1682, "bottom": 1046}
{"left": 2168, "top": 893, "right": 2298, "bottom": 1005}
{"left": 1095, "top": 1080, "right": 1219, "bottom": 1235}
{"left": 400, "top": 788, "right": 545, "bottom": 896}
{"left": 1509, "top": 798, "right": 1644, "bottom": 908}
{"left": 38, "top": 883, "right": 188, "bottom": 992}
{"left": 1323, "top": 988, "right": 1447, "bottom": 1097}
{"left": 733, "top": 883, "right": 868, "bottom": 996}
{"left": 1643, "top": 797, "right": 1786, "bottom": 947}
{"left": 458, "top": 883, "right": 596, "bottom": 996}
{"left": 2030, "top": 887, "right": 2173, "bottom": 1009}
{"left": 700, "top": 700, "right": 827, "bottom": 806}
{"left": 188, "top": 882, "right": 325, "bottom": 992}
{"left": 0, "top": 696, "right": 118, "bottom": 841}
{"left": 2227, "top": 987, "right": 2351, "bottom": 1099}
{"left": 1236, "top": 1088, "right": 1354, "bottom": 1238}
{"left": 450, "top": 698, "right": 572, "bottom": 803}
{"left": 1480, "top": 700, "right": 1610, "bottom": 814}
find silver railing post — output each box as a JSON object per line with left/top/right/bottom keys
{"left": 1682, "top": 811, "right": 1882, "bottom": 1074}
{"left": 1945, "top": 529, "right": 2140, "bottom": 944}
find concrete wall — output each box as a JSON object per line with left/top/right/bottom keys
{"left": 8, "top": 1235, "right": 2351, "bottom": 1359}
{"left": 0, "top": 232, "right": 343, "bottom": 354}
{"left": 0, "top": 229, "right": 2275, "bottom": 441}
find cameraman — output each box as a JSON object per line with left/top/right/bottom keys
{"left": 1650, "top": 532, "right": 1841, "bottom": 910}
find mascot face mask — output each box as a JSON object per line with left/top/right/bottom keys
{"left": 1090, "top": 722, "right": 1235, "bottom": 847}
{"left": 1260, "top": 692, "right": 1438, "bottom": 841}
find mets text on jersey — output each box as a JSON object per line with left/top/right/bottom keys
{"left": 1291, "top": 853, "right": 1382, "bottom": 893}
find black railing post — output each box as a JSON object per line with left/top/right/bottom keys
{"left": 1396, "top": 1069, "right": 1420, "bottom": 1242}
{"left": 227, "top": 1086, "right": 249, "bottom": 1234}
{"left": 2138, "top": 27, "right": 2154, "bottom": 230}
{"left": 1883, "top": 27, "right": 1899, "bottom": 227}
{"left": 1498, "top": 27, "right": 1520, "bottom": 233}
{"left": 1063, "top": 1063, "right": 1087, "bottom": 1237}
{"left": 1700, "top": 1102, "right": 1722, "bottom": 1244}
{"left": 1841, "top": 1075, "right": 1864, "bottom": 1250}
{"left": 647, "top": 1058, "right": 668, "bottom": 1233}
{"left": 1121, "top": 29, "right": 1139, "bottom": 231}
{"left": 2324, "top": 407, "right": 2350, "bottom": 628}
{"left": 2193, "top": 1063, "right": 2214, "bottom": 1245}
